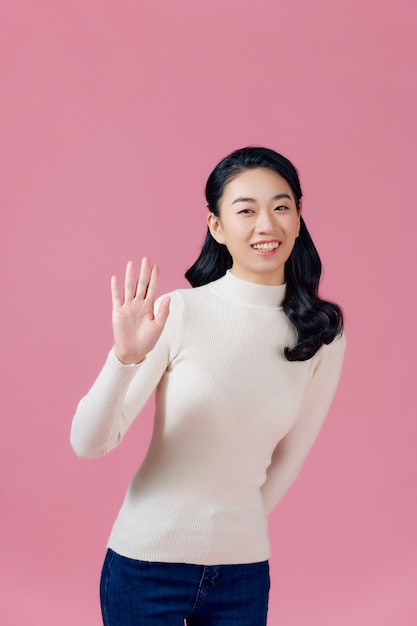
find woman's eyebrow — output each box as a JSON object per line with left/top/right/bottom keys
{"left": 231, "top": 193, "right": 292, "bottom": 205}
{"left": 231, "top": 196, "right": 256, "bottom": 204}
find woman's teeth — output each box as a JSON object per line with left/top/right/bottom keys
{"left": 252, "top": 242, "right": 280, "bottom": 251}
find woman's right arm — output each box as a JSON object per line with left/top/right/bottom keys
{"left": 70, "top": 259, "right": 173, "bottom": 459}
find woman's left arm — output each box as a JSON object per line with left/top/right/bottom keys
{"left": 261, "top": 332, "right": 347, "bottom": 515}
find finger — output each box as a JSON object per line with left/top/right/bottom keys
{"left": 155, "top": 296, "right": 171, "bottom": 328}
{"left": 144, "top": 263, "right": 160, "bottom": 303}
{"left": 124, "top": 260, "right": 138, "bottom": 301}
{"left": 135, "top": 257, "right": 152, "bottom": 300}
{"left": 111, "top": 275, "right": 122, "bottom": 308}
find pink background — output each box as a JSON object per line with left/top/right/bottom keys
{"left": 1, "top": 1, "right": 416, "bottom": 624}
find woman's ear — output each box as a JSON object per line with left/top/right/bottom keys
{"left": 207, "top": 212, "right": 225, "bottom": 244}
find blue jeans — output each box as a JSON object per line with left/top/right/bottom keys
{"left": 100, "top": 549, "right": 270, "bottom": 625}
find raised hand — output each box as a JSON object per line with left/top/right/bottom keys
{"left": 111, "top": 258, "right": 171, "bottom": 365}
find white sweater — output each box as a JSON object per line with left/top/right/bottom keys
{"left": 71, "top": 271, "right": 346, "bottom": 565}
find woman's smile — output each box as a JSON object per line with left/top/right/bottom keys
{"left": 251, "top": 240, "right": 281, "bottom": 254}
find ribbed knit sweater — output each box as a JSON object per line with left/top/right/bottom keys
{"left": 70, "top": 271, "right": 346, "bottom": 565}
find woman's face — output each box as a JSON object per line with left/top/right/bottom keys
{"left": 208, "top": 167, "right": 300, "bottom": 285}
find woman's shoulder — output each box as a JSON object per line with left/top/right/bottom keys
{"left": 154, "top": 282, "right": 212, "bottom": 317}
{"left": 311, "top": 330, "right": 347, "bottom": 371}
{"left": 160, "top": 281, "right": 215, "bottom": 304}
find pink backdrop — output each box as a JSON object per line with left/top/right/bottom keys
{"left": 1, "top": 1, "right": 416, "bottom": 624}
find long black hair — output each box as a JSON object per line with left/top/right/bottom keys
{"left": 185, "top": 146, "right": 343, "bottom": 361}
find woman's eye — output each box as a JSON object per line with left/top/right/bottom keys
{"left": 237, "top": 209, "right": 254, "bottom": 214}
{"left": 274, "top": 205, "right": 288, "bottom": 211}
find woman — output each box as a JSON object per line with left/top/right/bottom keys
{"left": 71, "top": 146, "right": 345, "bottom": 626}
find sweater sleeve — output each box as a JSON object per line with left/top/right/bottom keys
{"left": 261, "top": 331, "right": 346, "bottom": 515}
{"left": 70, "top": 292, "right": 184, "bottom": 459}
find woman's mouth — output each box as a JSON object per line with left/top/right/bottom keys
{"left": 251, "top": 241, "right": 280, "bottom": 252}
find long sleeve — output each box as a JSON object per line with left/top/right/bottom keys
{"left": 70, "top": 292, "right": 184, "bottom": 459}
{"left": 261, "top": 331, "right": 346, "bottom": 515}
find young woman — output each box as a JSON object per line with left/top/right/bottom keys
{"left": 71, "top": 146, "right": 345, "bottom": 626}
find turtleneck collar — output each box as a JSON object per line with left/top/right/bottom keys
{"left": 208, "top": 270, "right": 286, "bottom": 308}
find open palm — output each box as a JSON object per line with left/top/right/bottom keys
{"left": 111, "top": 258, "right": 170, "bottom": 365}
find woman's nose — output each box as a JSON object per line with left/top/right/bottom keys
{"left": 255, "top": 211, "right": 276, "bottom": 232}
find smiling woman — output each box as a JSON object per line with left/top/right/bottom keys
{"left": 186, "top": 146, "right": 343, "bottom": 361}
{"left": 70, "top": 146, "right": 346, "bottom": 626}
